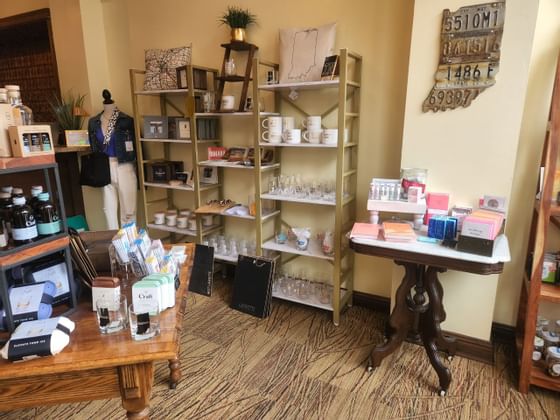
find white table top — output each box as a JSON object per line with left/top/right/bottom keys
{"left": 351, "top": 232, "right": 510, "bottom": 265}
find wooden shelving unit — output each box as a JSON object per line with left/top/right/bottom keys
{"left": 253, "top": 49, "right": 362, "bottom": 326}
{"left": 516, "top": 55, "right": 560, "bottom": 394}
{"left": 0, "top": 155, "right": 77, "bottom": 332}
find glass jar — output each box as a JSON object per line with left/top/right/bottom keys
{"left": 533, "top": 336, "right": 545, "bottom": 361}
{"left": 5, "top": 85, "right": 33, "bottom": 125}
{"left": 400, "top": 168, "right": 427, "bottom": 199}
{"left": 542, "top": 330, "right": 560, "bottom": 351}
{"left": 11, "top": 196, "right": 38, "bottom": 245}
{"left": 29, "top": 185, "right": 43, "bottom": 211}
{"left": 546, "top": 346, "right": 560, "bottom": 377}
{"left": 536, "top": 316, "right": 550, "bottom": 338}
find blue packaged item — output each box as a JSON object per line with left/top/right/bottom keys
{"left": 428, "top": 216, "right": 458, "bottom": 241}
{"left": 0, "top": 281, "right": 56, "bottom": 330}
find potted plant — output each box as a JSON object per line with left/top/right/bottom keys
{"left": 218, "top": 6, "right": 257, "bottom": 42}
{"left": 49, "top": 92, "right": 88, "bottom": 146}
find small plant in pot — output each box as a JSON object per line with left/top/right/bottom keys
{"left": 218, "top": 6, "right": 257, "bottom": 42}
{"left": 49, "top": 92, "right": 88, "bottom": 146}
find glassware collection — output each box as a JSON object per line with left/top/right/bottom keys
{"left": 203, "top": 234, "right": 258, "bottom": 259}
{"left": 266, "top": 174, "right": 339, "bottom": 202}
{"left": 272, "top": 268, "right": 333, "bottom": 306}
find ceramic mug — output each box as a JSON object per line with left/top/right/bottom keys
{"left": 302, "top": 116, "right": 322, "bottom": 131}
{"left": 202, "top": 214, "right": 214, "bottom": 226}
{"left": 221, "top": 95, "right": 235, "bottom": 111}
{"left": 262, "top": 116, "right": 282, "bottom": 133}
{"left": 154, "top": 212, "right": 165, "bottom": 225}
{"left": 321, "top": 129, "right": 338, "bottom": 145}
{"left": 187, "top": 218, "right": 197, "bottom": 231}
{"left": 303, "top": 129, "right": 322, "bottom": 144}
{"left": 166, "top": 214, "right": 177, "bottom": 227}
{"left": 261, "top": 131, "right": 282, "bottom": 143}
{"left": 282, "top": 129, "right": 301, "bottom": 144}
{"left": 282, "top": 116, "right": 295, "bottom": 132}
{"left": 176, "top": 216, "right": 188, "bottom": 229}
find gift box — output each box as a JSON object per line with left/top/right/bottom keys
{"left": 424, "top": 192, "right": 449, "bottom": 225}
{"left": 428, "top": 216, "right": 457, "bottom": 241}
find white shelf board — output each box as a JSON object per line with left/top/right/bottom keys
{"left": 258, "top": 80, "right": 340, "bottom": 91}
{"left": 220, "top": 210, "right": 279, "bottom": 221}
{"left": 140, "top": 138, "right": 218, "bottom": 144}
{"left": 262, "top": 239, "right": 334, "bottom": 260}
{"left": 214, "top": 253, "right": 238, "bottom": 263}
{"left": 271, "top": 288, "right": 348, "bottom": 312}
{"left": 258, "top": 142, "right": 337, "bottom": 149}
{"left": 147, "top": 223, "right": 221, "bottom": 237}
{"left": 134, "top": 88, "right": 195, "bottom": 95}
{"left": 143, "top": 182, "right": 194, "bottom": 191}
{"left": 194, "top": 112, "right": 279, "bottom": 117}
{"left": 260, "top": 193, "right": 336, "bottom": 206}
{"left": 367, "top": 198, "right": 427, "bottom": 214}
{"left": 198, "top": 160, "right": 280, "bottom": 171}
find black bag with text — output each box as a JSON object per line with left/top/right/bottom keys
{"left": 80, "top": 152, "right": 110, "bottom": 187}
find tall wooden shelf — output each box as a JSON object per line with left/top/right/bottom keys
{"left": 516, "top": 55, "right": 560, "bottom": 394}
{"left": 253, "top": 49, "right": 362, "bottom": 326}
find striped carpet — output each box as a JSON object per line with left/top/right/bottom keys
{"left": 1, "top": 277, "right": 559, "bottom": 419}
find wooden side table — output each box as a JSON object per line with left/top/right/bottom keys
{"left": 350, "top": 233, "right": 510, "bottom": 396}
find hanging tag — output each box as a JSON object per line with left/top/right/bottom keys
{"left": 125, "top": 141, "right": 134, "bottom": 152}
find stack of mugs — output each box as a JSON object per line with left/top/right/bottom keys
{"left": 261, "top": 115, "right": 349, "bottom": 145}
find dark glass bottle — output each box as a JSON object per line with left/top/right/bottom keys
{"left": 11, "top": 196, "right": 38, "bottom": 245}
{"left": 29, "top": 185, "right": 43, "bottom": 211}
{"left": 0, "top": 192, "right": 13, "bottom": 234}
{"left": 11, "top": 187, "right": 24, "bottom": 198}
{"left": 35, "top": 192, "right": 61, "bottom": 236}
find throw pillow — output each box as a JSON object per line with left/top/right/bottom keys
{"left": 279, "top": 22, "right": 336, "bottom": 83}
{"left": 143, "top": 45, "right": 192, "bottom": 90}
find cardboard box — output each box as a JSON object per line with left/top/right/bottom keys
{"left": 8, "top": 125, "right": 54, "bottom": 157}
{"left": 0, "top": 103, "right": 17, "bottom": 157}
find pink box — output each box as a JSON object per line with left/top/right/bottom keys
{"left": 424, "top": 192, "right": 449, "bottom": 225}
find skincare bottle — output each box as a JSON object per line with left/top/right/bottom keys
{"left": 11, "top": 196, "right": 38, "bottom": 245}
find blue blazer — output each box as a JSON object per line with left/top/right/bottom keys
{"left": 88, "top": 112, "right": 137, "bottom": 163}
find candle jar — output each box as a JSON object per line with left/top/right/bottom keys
{"left": 546, "top": 346, "right": 560, "bottom": 377}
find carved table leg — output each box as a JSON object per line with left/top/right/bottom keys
{"left": 368, "top": 262, "right": 417, "bottom": 371}
{"left": 431, "top": 269, "right": 456, "bottom": 359}
{"left": 168, "top": 357, "right": 181, "bottom": 389}
{"left": 420, "top": 267, "right": 452, "bottom": 395}
{"left": 118, "top": 362, "right": 154, "bottom": 419}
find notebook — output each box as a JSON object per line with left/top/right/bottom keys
{"left": 382, "top": 221, "right": 416, "bottom": 242}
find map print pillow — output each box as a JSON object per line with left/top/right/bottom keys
{"left": 143, "top": 45, "right": 192, "bottom": 91}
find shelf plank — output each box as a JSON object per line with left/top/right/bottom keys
{"left": 134, "top": 88, "right": 206, "bottom": 95}
{"left": 221, "top": 41, "right": 257, "bottom": 51}
{"left": 139, "top": 138, "right": 219, "bottom": 144}
{"left": 194, "top": 112, "right": 279, "bottom": 117}
{"left": 214, "top": 253, "right": 238, "bottom": 263}
{"left": 262, "top": 239, "right": 334, "bottom": 261}
{"left": 530, "top": 364, "right": 560, "bottom": 392}
{"left": 0, "top": 235, "right": 69, "bottom": 268}
{"left": 258, "top": 80, "right": 340, "bottom": 91}
{"left": 143, "top": 182, "right": 194, "bottom": 191}
{"left": 216, "top": 76, "right": 251, "bottom": 82}
{"left": 220, "top": 210, "right": 279, "bottom": 221}
{"left": 534, "top": 199, "right": 560, "bottom": 216}
{"left": 260, "top": 193, "right": 336, "bottom": 206}
{"left": 258, "top": 142, "right": 337, "bottom": 149}
{"left": 0, "top": 155, "right": 56, "bottom": 171}
{"left": 272, "top": 288, "right": 349, "bottom": 312}
{"left": 147, "top": 223, "right": 220, "bottom": 237}
{"left": 540, "top": 283, "right": 560, "bottom": 303}
{"left": 198, "top": 160, "right": 280, "bottom": 171}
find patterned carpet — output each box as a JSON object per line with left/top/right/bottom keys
{"left": 1, "top": 278, "right": 559, "bottom": 419}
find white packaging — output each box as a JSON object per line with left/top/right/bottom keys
{"left": 0, "top": 104, "right": 16, "bottom": 157}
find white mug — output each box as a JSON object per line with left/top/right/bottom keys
{"left": 221, "top": 95, "right": 235, "bottom": 110}
{"left": 262, "top": 131, "right": 282, "bottom": 143}
{"left": 302, "top": 116, "right": 322, "bottom": 131}
{"left": 154, "top": 212, "right": 165, "bottom": 225}
{"left": 262, "top": 116, "right": 282, "bottom": 133}
{"left": 303, "top": 129, "right": 322, "bottom": 144}
{"left": 202, "top": 214, "right": 214, "bottom": 226}
{"left": 187, "top": 218, "right": 197, "bottom": 231}
{"left": 321, "top": 129, "right": 338, "bottom": 145}
{"left": 166, "top": 214, "right": 177, "bottom": 227}
{"left": 282, "top": 129, "right": 301, "bottom": 144}
{"left": 282, "top": 116, "right": 295, "bottom": 132}
{"left": 177, "top": 216, "right": 188, "bottom": 228}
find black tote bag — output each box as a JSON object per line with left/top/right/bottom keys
{"left": 79, "top": 152, "right": 111, "bottom": 187}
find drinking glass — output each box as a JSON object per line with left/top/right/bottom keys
{"left": 96, "top": 295, "right": 127, "bottom": 334}
{"left": 128, "top": 304, "right": 160, "bottom": 341}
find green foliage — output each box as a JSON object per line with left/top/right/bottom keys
{"left": 218, "top": 6, "right": 257, "bottom": 29}
{"left": 49, "top": 91, "right": 87, "bottom": 130}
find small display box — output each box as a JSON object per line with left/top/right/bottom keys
{"left": 143, "top": 116, "right": 168, "bottom": 139}
{"left": 8, "top": 125, "right": 54, "bottom": 157}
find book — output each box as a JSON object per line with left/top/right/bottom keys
{"left": 350, "top": 223, "right": 380, "bottom": 240}
{"left": 382, "top": 221, "right": 416, "bottom": 242}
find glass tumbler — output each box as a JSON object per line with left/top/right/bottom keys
{"left": 128, "top": 304, "right": 160, "bottom": 341}
{"left": 96, "top": 295, "right": 128, "bottom": 334}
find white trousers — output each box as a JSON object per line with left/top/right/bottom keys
{"left": 103, "top": 157, "right": 137, "bottom": 229}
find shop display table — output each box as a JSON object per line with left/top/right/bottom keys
{"left": 0, "top": 243, "right": 193, "bottom": 419}
{"left": 350, "top": 233, "right": 510, "bottom": 396}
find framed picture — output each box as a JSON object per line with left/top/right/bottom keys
{"left": 143, "top": 116, "right": 168, "bottom": 139}
{"left": 199, "top": 166, "right": 218, "bottom": 184}
{"left": 321, "top": 55, "right": 340, "bottom": 80}
{"left": 176, "top": 66, "right": 188, "bottom": 89}
{"left": 65, "top": 130, "right": 89, "bottom": 147}
{"left": 177, "top": 118, "right": 191, "bottom": 139}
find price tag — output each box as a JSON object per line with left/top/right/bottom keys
{"left": 125, "top": 141, "right": 134, "bottom": 152}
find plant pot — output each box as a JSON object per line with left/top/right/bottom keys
{"left": 231, "top": 28, "right": 246, "bottom": 42}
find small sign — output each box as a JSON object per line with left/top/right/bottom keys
{"left": 321, "top": 55, "right": 340, "bottom": 81}
{"left": 65, "top": 130, "right": 89, "bottom": 147}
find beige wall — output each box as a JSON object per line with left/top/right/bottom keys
{"left": 4, "top": 0, "right": 560, "bottom": 334}
{"left": 397, "top": 0, "right": 541, "bottom": 340}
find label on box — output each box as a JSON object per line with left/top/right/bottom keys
{"left": 461, "top": 218, "right": 494, "bottom": 239}
{"left": 132, "top": 282, "right": 161, "bottom": 313}
{"left": 91, "top": 286, "right": 121, "bottom": 312}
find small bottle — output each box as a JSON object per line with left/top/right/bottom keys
{"left": 546, "top": 347, "right": 560, "bottom": 377}
{"left": 29, "top": 185, "right": 43, "bottom": 210}
{"left": 35, "top": 192, "right": 61, "bottom": 236}
{"left": 5, "top": 85, "right": 33, "bottom": 125}
{"left": 1, "top": 186, "right": 13, "bottom": 195}
{"left": 533, "top": 336, "right": 545, "bottom": 361}
{"left": 0, "top": 217, "right": 7, "bottom": 250}
{"left": 11, "top": 196, "right": 38, "bottom": 245}
{"left": 0, "top": 192, "right": 13, "bottom": 234}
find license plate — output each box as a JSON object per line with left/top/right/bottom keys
{"left": 442, "top": 2, "right": 505, "bottom": 34}
{"left": 434, "top": 61, "right": 499, "bottom": 89}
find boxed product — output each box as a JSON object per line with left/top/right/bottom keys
{"left": 91, "top": 277, "right": 121, "bottom": 312}
{"left": 457, "top": 209, "right": 505, "bottom": 256}
{"left": 8, "top": 125, "right": 54, "bottom": 157}
{"left": 424, "top": 192, "right": 449, "bottom": 225}
{"left": 0, "top": 103, "right": 17, "bottom": 157}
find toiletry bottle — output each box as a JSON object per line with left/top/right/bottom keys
{"left": 5, "top": 85, "right": 33, "bottom": 125}
{"left": 0, "top": 192, "right": 13, "bottom": 235}
{"left": 29, "top": 185, "right": 43, "bottom": 211}
{"left": 36, "top": 192, "right": 61, "bottom": 236}
{"left": 11, "top": 196, "right": 38, "bottom": 245}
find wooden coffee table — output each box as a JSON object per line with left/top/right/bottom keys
{"left": 0, "top": 244, "right": 193, "bottom": 419}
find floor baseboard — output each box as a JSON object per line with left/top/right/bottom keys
{"left": 352, "top": 291, "right": 515, "bottom": 365}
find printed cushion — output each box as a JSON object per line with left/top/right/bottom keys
{"left": 143, "top": 45, "right": 192, "bottom": 90}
